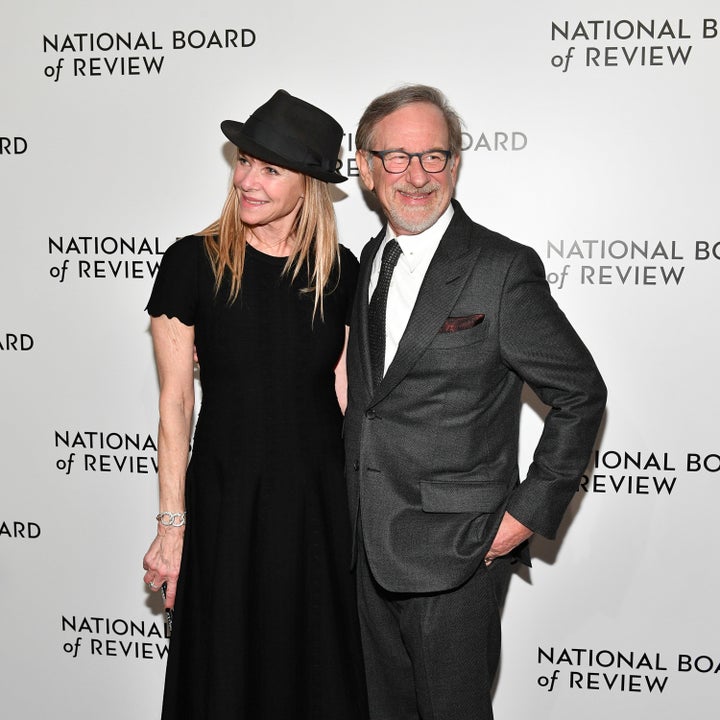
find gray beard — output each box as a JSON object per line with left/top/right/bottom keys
{"left": 387, "top": 206, "right": 443, "bottom": 235}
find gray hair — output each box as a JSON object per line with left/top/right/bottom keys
{"left": 355, "top": 84, "right": 464, "bottom": 156}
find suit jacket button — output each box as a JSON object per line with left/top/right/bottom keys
{"left": 353, "top": 460, "right": 360, "bottom": 471}
{"left": 366, "top": 409, "right": 376, "bottom": 419}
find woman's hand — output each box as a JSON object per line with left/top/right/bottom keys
{"left": 143, "top": 526, "right": 185, "bottom": 608}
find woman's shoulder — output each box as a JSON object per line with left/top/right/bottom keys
{"left": 164, "top": 234, "right": 206, "bottom": 258}
{"left": 158, "top": 234, "right": 212, "bottom": 274}
{"left": 336, "top": 244, "right": 359, "bottom": 290}
{"left": 338, "top": 243, "right": 359, "bottom": 270}
{"left": 146, "top": 236, "right": 210, "bottom": 322}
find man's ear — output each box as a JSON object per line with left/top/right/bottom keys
{"left": 450, "top": 153, "right": 460, "bottom": 185}
{"left": 355, "top": 150, "right": 375, "bottom": 192}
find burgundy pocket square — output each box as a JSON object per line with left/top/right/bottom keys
{"left": 439, "top": 314, "right": 485, "bottom": 333}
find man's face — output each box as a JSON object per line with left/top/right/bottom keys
{"left": 356, "top": 102, "right": 459, "bottom": 236}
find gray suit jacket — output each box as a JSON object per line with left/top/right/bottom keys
{"left": 344, "top": 201, "right": 607, "bottom": 594}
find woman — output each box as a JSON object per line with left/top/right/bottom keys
{"left": 142, "top": 90, "right": 367, "bottom": 719}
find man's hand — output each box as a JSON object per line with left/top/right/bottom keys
{"left": 485, "top": 512, "right": 533, "bottom": 565}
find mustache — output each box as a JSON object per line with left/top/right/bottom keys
{"left": 393, "top": 181, "right": 440, "bottom": 195}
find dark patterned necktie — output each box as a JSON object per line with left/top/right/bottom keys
{"left": 368, "top": 239, "right": 402, "bottom": 387}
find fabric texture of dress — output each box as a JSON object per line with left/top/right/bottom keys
{"left": 146, "top": 235, "right": 367, "bottom": 719}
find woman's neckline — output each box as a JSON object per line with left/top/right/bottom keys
{"left": 245, "top": 242, "right": 290, "bottom": 262}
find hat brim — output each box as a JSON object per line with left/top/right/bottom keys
{"left": 221, "top": 120, "right": 347, "bottom": 183}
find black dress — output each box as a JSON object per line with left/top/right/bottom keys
{"left": 146, "top": 236, "right": 367, "bottom": 719}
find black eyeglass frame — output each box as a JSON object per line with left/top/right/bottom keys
{"left": 367, "top": 149, "right": 453, "bottom": 174}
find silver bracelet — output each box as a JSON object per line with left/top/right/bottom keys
{"left": 156, "top": 511, "right": 187, "bottom": 527}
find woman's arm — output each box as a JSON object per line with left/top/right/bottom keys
{"left": 334, "top": 325, "right": 350, "bottom": 414}
{"left": 142, "top": 315, "right": 195, "bottom": 608}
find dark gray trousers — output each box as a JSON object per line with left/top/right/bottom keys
{"left": 356, "top": 546, "right": 512, "bottom": 720}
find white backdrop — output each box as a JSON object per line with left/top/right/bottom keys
{"left": 1, "top": 1, "right": 719, "bottom": 717}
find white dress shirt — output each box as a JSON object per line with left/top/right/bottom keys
{"left": 368, "top": 205, "right": 454, "bottom": 376}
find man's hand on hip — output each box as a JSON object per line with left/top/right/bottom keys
{"left": 485, "top": 512, "right": 533, "bottom": 565}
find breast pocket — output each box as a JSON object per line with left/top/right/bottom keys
{"left": 428, "top": 320, "right": 489, "bottom": 349}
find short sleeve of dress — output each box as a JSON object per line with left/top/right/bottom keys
{"left": 338, "top": 245, "right": 359, "bottom": 326}
{"left": 145, "top": 235, "right": 202, "bottom": 326}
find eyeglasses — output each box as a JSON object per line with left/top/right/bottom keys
{"left": 368, "top": 149, "right": 452, "bottom": 174}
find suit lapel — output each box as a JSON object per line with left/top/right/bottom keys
{"left": 371, "top": 203, "right": 484, "bottom": 406}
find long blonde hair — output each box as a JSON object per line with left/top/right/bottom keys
{"left": 200, "top": 165, "right": 340, "bottom": 319}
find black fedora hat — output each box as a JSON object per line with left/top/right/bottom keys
{"left": 220, "top": 89, "right": 347, "bottom": 183}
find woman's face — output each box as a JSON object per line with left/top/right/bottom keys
{"left": 233, "top": 154, "right": 305, "bottom": 232}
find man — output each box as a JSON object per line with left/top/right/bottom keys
{"left": 344, "top": 85, "right": 607, "bottom": 720}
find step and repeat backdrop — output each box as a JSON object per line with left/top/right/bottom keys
{"left": 1, "top": 0, "right": 718, "bottom": 717}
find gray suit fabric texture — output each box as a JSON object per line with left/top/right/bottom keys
{"left": 345, "top": 200, "right": 607, "bottom": 595}
{"left": 356, "top": 545, "right": 512, "bottom": 720}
